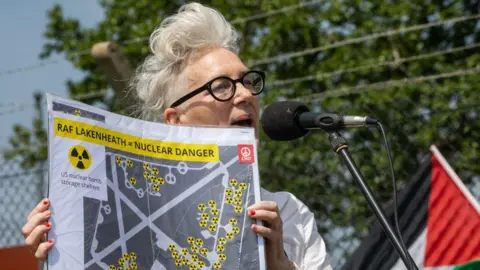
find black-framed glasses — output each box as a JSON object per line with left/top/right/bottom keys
{"left": 169, "top": 70, "right": 266, "bottom": 108}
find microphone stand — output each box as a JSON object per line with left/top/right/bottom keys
{"left": 327, "top": 131, "right": 418, "bottom": 270}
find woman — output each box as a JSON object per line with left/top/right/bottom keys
{"left": 22, "top": 3, "right": 332, "bottom": 269}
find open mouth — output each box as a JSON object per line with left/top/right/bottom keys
{"left": 230, "top": 118, "right": 253, "bottom": 127}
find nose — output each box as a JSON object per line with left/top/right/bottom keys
{"left": 232, "top": 81, "right": 255, "bottom": 105}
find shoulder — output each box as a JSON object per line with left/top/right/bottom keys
{"left": 260, "top": 189, "right": 332, "bottom": 269}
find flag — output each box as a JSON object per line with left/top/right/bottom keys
{"left": 343, "top": 145, "right": 480, "bottom": 270}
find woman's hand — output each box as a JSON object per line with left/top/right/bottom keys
{"left": 248, "top": 201, "right": 295, "bottom": 270}
{"left": 21, "top": 198, "right": 54, "bottom": 260}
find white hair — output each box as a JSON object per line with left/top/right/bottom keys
{"left": 130, "top": 2, "right": 240, "bottom": 121}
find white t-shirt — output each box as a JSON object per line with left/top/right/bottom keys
{"left": 261, "top": 189, "right": 333, "bottom": 270}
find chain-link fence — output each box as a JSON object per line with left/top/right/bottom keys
{"left": 2, "top": 154, "right": 477, "bottom": 269}
{"left": 1, "top": 156, "right": 365, "bottom": 268}
{"left": 1, "top": 146, "right": 479, "bottom": 268}
{"left": 0, "top": 159, "right": 47, "bottom": 248}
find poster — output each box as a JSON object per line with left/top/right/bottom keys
{"left": 46, "top": 94, "right": 265, "bottom": 270}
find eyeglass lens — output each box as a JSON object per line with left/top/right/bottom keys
{"left": 210, "top": 72, "right": 264, "bottom": 101}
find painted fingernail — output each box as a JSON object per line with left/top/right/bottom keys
{"left": 48, "top": 239, "right": 53, "bottom": 244}
{"left": 45, "top": 222, "right": 50, "bottom": 228}
{"left": 43, "top": 200, "right": 48, "bottom": 205}
{"left": 249, "top": 209, "right": 255, "bottom": 216}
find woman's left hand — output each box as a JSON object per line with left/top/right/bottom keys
{"left": 248, "top": 201, "right": 294, "bottom": 270}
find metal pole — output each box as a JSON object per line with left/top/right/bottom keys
{"left": 328, "top": 131, "right": 418, "bottom": 270}
{"left": 34, "top": 92, "right": 46, "bottom": 270}
{"left": 34, "top": 92, "right": 44, "bottom": 201}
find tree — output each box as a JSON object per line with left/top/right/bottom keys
{"left": 7, "top": 0, "right": 480, "bottom": 266}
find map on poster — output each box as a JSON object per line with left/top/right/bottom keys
{"left": 46, "top": 94, "right": 265, "bottom": 270}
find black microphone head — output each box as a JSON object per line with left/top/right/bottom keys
{"left": 261, "top": 101, "right": 310, "bottom": 141}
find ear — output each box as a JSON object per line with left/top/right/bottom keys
{"left": 164, "top": 108, "right": 180, "bottom": 124}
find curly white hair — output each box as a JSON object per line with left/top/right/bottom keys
{"left": 130, "top": 3, "right": 240, "bottom": 121}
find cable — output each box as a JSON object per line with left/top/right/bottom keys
{"left": 377, "top": 122, "right": 417, "bottom": 270}
{"left": 71, "top": 89, "right": 109, "bottom": 101}
{"left": 0, "top": 90, "right": 108, "bottom": 116}
{"left": 0, "top": 48, "right": 92, "bottom": 78}
{"left": 0, "top": 2, "right": 323, "bottom": 77}
{"left": 3, "top": 41, "right": 475, "bottom": 109}
{"left": 0, "top": 102, "right": 22, "bottom": 108}
{"left": 0, "top": 90, "right": 107, "bottom": 117}
{"left": 0, "top": 103, "right": 33, "bottom": 116}
{"left": 403, "top": 103, "right": 480, "bottom": 121}
{"left": 249, "top": 13, "right": 480, "bottom": 66}
{"left": 230, "top": 0, "right": 323, "bottom": 24}
{"left": 123, "top": 0, "right": 324, "bottom": 45}
{"left": 4, "top": 102, "right": 478, "bottom": 154}
{"left": 0, "top": 59, "right": 60, "bottom": 78}
{"left": 296, "top": 66, "right": 480, "bottom": 102}
{"left": 268, "top": 42, "right": 480, "bottom": 87}
{"left": 2, "top": 12, "right": 479, "bottom": 78}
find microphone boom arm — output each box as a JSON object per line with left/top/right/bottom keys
{"left": 327, "top": 131, "right": 418, "bottom": 270}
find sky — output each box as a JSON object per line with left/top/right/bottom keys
{"left": 0, "top": 0, "right": 104, "bottom": 150}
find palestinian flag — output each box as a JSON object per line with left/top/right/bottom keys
{"left": 343, "top": 145, "right": 480, "bottom": 270}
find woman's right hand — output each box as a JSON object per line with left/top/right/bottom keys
{"left": 21, "top": 198, "right": 54, "bottom": 260}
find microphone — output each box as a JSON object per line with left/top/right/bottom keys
{"left": 261, "top": 101, "right": 378, "bottom": 141}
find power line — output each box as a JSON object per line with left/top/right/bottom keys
{"left": 0, "top": 104, "right": 33, "bottom": 117}
{"left": 1, "top": 44, "right": 477, "bottom": 116}
{"left": 0, "top": 2, "right": 323, "bottom": 77}
{"left": 296, "top": 65, "right": 480, "bottom": 102}
{"left": 402, "top": 103, "right": 480, "bottom": 121}
{"left": 61, "top": 43, "right": 479, "bottom": 103}
{"left": 1, "top": 102, "right": 477, "bottom": 159}
{"left": 71, "top": 89, "right": 109, "bottom": 101}
{"left": 230, "top": 0, "right": 323, "bottom": 24}
{"left": 1, "top": 10, "right": 477, "bottom": 78}
{"left": 0, "top": 102, "right": 23, "bottom": 109}
{"left": 121, "top": 0, "right": 325, "bottom": 46}
{"left": 0, "top": 90, "right": 108, "bottom": 117}
{"left": 0, "top": 59, "right": 60, "bottom": 78}
{"left": 268, "top": 42, "right": 480, "bottom": 87}
{"left": 249, "top": 13, "right": 480, "bottom": 66}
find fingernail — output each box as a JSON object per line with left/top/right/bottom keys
{"left": 251, "top": 224, "right": 256, "bottom": 230}
{"left": 43, "top": 200, "right": 48, "bottom": 205}
{"left": 45, "top": 222, "right": 50, "bottom": 228}
{"left": 45, "top": 211, "right": 51, "bottom": 217}
{"left": 249, "top": 209, "right": 255, "bottom": 216}
{"left": 48, "top": 239, "right": 53, "bottom": 244}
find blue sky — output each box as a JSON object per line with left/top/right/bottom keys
{"left": 0, "top": 0, "right": 104, "bottom": 150}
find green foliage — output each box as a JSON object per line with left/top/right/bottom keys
{"left": 5, "top": 111, "right": 47, "bottom": 169}
{"left": 6, "top": 0, "right": 480, "bottom": 264}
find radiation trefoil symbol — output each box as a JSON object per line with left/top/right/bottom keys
{"left": 69, "top": 145, "right": 91, "bottom": 170}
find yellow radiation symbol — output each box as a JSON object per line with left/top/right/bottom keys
{"left": 69, "top": 145, "right": 91, "bottom": 170}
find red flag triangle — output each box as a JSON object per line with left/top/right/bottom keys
{"left": 424, "top": 145, "right": 480, "bottom": 267}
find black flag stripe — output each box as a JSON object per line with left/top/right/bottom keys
{"left": 342, "top": 155, "right": 432, "bottom": 270}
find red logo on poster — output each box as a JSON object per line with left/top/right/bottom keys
{"left": 238, "top": 144, "right": 254, "bottom": 163}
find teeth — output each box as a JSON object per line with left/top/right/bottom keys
{"left": 232, "top": 119, "right": 252, "bottom": 127}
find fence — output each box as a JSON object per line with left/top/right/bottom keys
{"left": 1, "top": 151, "right": 479, "bottom": 269}
{"left": 0, "top": 152, "right": 364, "bottom": 269}
{"left": 0, "top": 159, "right": 47, "bottom": 248}
{"left": 2, "top": 156, "right": 477, "bottom": 269}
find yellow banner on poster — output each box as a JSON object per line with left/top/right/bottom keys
{"left": 54, "top": 117, "right": 219, "bottom": 162}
